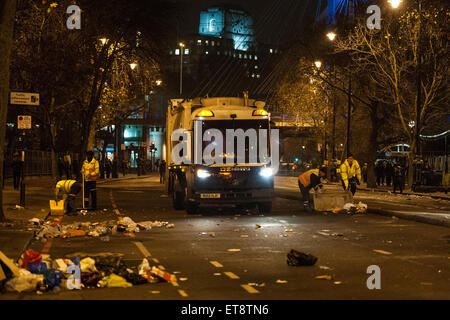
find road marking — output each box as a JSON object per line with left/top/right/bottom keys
{"left": 178, "top": 289, "right": 188, "bottom": 297}
{"left": 210, "top": 261, "right": 223, "bottom": 268}
{"left": 373, "top": 249, "right": 392, "bottom": 255}
{"left": 224, "top": 272, "right": 240, "bottom": 279}
{"left": 171, "top": 281, "right": 179, "bottom": 287}
{"left": 133, "top": 241, "right": 151, "bottom": 258}
{"left": 152, "top": 258, "right": 160, "bottom": 263}
{"left": 158, "top": 265, "right": 166, "bottom": 270}
{"left": 241, "top": 284, "right": 260, "bottom": 294}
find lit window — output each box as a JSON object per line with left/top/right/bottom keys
{"left": 184, "top": 48, "right": 189, "bottom": 55}
{"left": 205, "top": 51, "right": 209, "bottom": 55}
{"left": 255, "top": 55, "right": 258, "bottom": 60}
{"left": 233, "top": 53, "right": 236, "bottom": 58}
{"left": 270, "top": 48, "right": 273, "bottom": 53}
{"left": 224, "top": 51, "right": 228, "bottom": 56}
{"left": 256, "top": 74, "right": 260, "bottom": 78}
{"left": 217, "top": 41, "right": 220, "bottom": 46}
{"left": 239, "top": 53, "right": 242, "bottom": 59}
{"left": 197, "top": 39, "right": 202, "bottom": 45}
{"left": 255, "top": 65, "right": 258, "bottom": 69}
{"left": 169, "top": 50, "right": 173, "bottom": 55}
{"left": 212, "top": 41, "right": 215, "bottom": 46}
{"left": 251, "top": 73, "right": 255, "bottom": 78}
{"left": 244, "top": 54, "right": 247, "bottom": 59}
{"left": 249, "top": 54, "right": 252, "bottom": 59}
{"left": 209, "top": 19, "right": 216, "bottom": 32}
{"left": 175, "top": 49, "right": 180, "bottom": 55}
{"left": 217, "top": 51, "right": 220, "bottom": 55}
{"left": 205, "top": 40, "right": 209, "bottom": 45}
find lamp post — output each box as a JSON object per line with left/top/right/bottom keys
{"left": 179, "top": 42, "right": 185, "bottom": 96}
{"left": 326, "top": 32, "right": 337, "bottom": 160}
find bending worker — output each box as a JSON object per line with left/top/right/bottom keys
{"left": 340, "top": 153, "right": 362, "bottom": 196}
{"left": 298, "top": 167, "right": 327, "bottom": 211}
{"left": 55, "top": 179, "right": 82, "bottom": 215}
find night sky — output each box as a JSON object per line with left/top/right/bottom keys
{"left": 172, "top": 0, "right": 317, "bottom": 44}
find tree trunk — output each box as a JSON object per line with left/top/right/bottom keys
{"left": 0, "top": 0, "right": 17, "bottom": 222}
{"left": 366, "top": 101, "right": 380, "bottom": 188}
{"left": 50, "top": 122, "right": 58, "bottom": 180}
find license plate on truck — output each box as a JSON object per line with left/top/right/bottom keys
{"left": 200, "top": 193, "right": 221, "bottom": 199}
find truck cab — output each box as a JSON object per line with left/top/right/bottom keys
{"left": 166, "top": 96, "right": 275, "bottom": 214}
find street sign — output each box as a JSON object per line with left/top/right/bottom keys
{"left": 17, "top": 115, "right": 32, "bottom": 129}
{"left": 10, "top": 92, "right": 40, "bottom": 106}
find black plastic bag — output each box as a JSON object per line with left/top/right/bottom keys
{"left": 287, "top": 249, "right": 317, "bottom": 266}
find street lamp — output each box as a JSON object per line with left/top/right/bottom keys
{"left": 179, "top": 42, "right": 185, "bottom": 96}
{"left": 130, "top": 63, "right": 137, "bottom": 70}
{"left": 156, "top": 80, "right": 162, "bottom": 86}
{"left": 314, "top": 60, "right": 322, "bottom": 69}
{"left": 388, "top": 0, "right": 402, "bottom": 9}
{"left": 326, "top": 32, "right": 336, "bottom": 41}
{"left": 99, "top": 38, "right": 108, "bottom": 45}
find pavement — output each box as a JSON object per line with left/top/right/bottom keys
{"left": 275, "top": 176, "right": 450, "bottom": 228}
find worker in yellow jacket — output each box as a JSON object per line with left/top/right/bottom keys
{"left": 340, "top": 153, "right": 362, "bottom": 195}
{"left": 55, "top": 179, "right": 82, "bottom": 215}
{"left": 298, "top": 167, "right": 327, "bottom": 211}
{"left": 81, "top": 151, "right": 100, "bottom": 209}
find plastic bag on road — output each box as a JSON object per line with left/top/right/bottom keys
{"left": 80, "top": 257, "right": 97, "bottom": 273}
{"left": 356, "top": 202, "right": 368, "bottom": 214}
{"left": 6, "top": 269, "right": 44, "bottom": 293}
{"left": 98, "top": 273, "right": 133, "bottom": 288}
{"left": 287, "top": 249, "right": 317, "bottom": 266}
{"left": 20, "top": 249, "right": 42, "bottom": 269}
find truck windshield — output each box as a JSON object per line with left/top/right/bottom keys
{"left": 200, "top": 119, "right": 270, "bottom": 164}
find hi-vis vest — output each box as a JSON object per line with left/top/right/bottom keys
{"left": 55, "top": 180, "right": 77, "bottom": 196}
{"left": 340, "top": 160, "right": 362, "bottom": 188}
{"left": 298, "top": 169, "right": 319, "bottom": 188}
{"left": 82, "top": 158, "right": 100, "bottom": 181}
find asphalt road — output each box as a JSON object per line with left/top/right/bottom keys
{"left": 2, "top": 175, "right": 449, "bottom": 300}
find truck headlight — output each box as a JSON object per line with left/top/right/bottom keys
{"left": 197, "top": 169, "right": 211, "bottom": 178}
{"left": 259, "top": 167, "right": 273, "bottom": 178}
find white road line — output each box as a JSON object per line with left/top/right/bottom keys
{"left": 133, "top": 241, "right": 152, "bottom": 258}
{"left": 241, "top": 284, "right": 260, "bottom": 294}
{"left": 210, "top": 261, "right": 223, "bottom": 268}
{"left": 178, "top": 289, "right": 188, "bottom": 297}
{"left": 224, "top": 272, "right": 240, "bottom": 279}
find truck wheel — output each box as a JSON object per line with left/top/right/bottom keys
{"left": 186, "top": 202, "right": 199, "bottom": 215}
{"left": 258, "top": 202, "right": 272, "bottom": 214}
{"left": 173, "top": 190, "right": 185, "bottom": 210}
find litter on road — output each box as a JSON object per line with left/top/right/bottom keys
{"left": 287, "top": 249, "right": 317, "bottom": 266}
{"left": 33, "top": 218, "right": 174, "bottom": 240}
{"left": 315, "top": 275, "right": 333, "bottom": 280}
{"left": 0, "top": 249, "right": 179, "bottom": 295}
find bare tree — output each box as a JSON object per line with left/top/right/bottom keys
{"left": 0, "top": 0, "right": 17, "bottom": 221}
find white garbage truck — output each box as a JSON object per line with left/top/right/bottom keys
{"left": 165, "top": 96, "right": 276, "bottom": 214}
